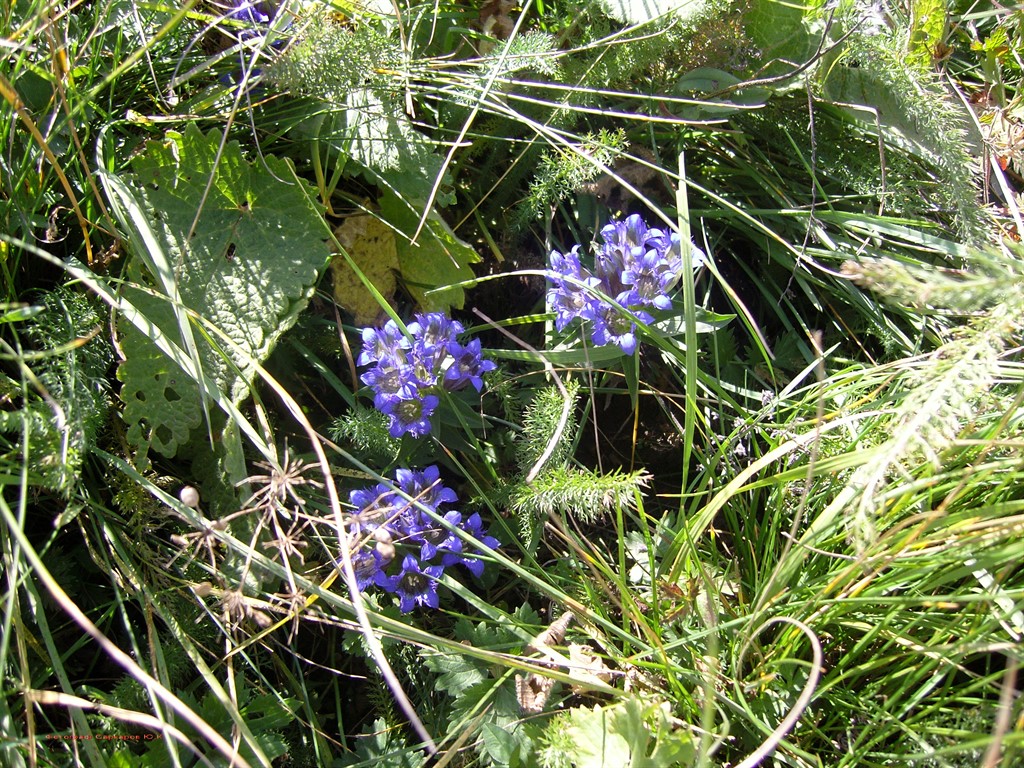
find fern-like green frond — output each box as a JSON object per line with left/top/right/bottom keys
{"left": 516, "top": 380, "right": 581, "bottom": 475}
{"left": 329, "top": 405, "right": 401, "bottom": 465}
{"left": 819, "top": 8, "right": 986, "bottom": 239}
{"left": 510, "top": 464, "right": 651, "bottom": 523}
{"left": 268, "top": 16, "right": 402, "bottom": 102}
{"left": 5, "top": 286, "right": 113, "bottom": 495}
{"left": 520, "top": 130, "right": 629, "bottom": 221}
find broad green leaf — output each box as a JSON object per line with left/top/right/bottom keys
{"left": 421, "top": 649, "right": 489, "bottom": 696}
{"left": 346, "top": 88, "right": 446, "bottom": 205}
{"left": 107, "top": 751, "right": 135, "bottom": 768}
{"left": 566, "top": 704, "right": 632, "bottom": 767}
{"left": 907, "top": 0, "right": 946, "bottom": 72}
{"left": 596, "top": 0, "right": 706, "bottom": 26}
{"left": 117, "top": 277, "right": 207, "bottom": 456}
{"left": 117, "top": 124, "right": 329, "bottom": 456}
{"left": 671, "top": 68, "right": 770, "bottom": 119}
{"left": 743, "top": 0, "right": 824, "bottom": 81}
{"left": 563, "top": 698, "right": 695, "bottom": 768}
{"left": 652, "top": 307, "right": 734, "bottom": 338}
{"left": 481, "top": 722, "right": 516, "bottom": 765}
{"left": 379, "top": 192, "right": 481, "bottom": 312}
{"left": 0, "top": 304, "right": 43, "bottom": 324}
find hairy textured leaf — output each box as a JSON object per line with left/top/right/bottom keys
{"left": 117, "top": 124, "right": 329, "bottom": 456}
{"left": 379, "top": 192, "right": 480, "bottom": 312}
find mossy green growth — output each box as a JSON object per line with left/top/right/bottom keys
{"left": 1, "top": 286, "right": 113, "bottom": 496}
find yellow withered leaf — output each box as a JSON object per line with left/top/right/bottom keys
{"left": 331, "top": 214, "right": 399, "bottom": 324}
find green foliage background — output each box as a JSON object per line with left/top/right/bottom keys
{"left": 1, "top": 0, "right": 1022, "bottom": 767}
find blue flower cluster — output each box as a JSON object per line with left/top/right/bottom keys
{"left": 358, "top": 313, "right": 496, "bottom": 438}
{"left": 547, "top": 214, "right": 705, "bottom": 355}
{"left": 226, "top": 1, "right": 273, "bottom": 36}
{"left": 218, "top": 1, "right": 284, "bottom": 92}
{"left": 346, "top": 466, "right": 500, "bottom": 612}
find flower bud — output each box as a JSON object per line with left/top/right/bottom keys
{"left": 179, "top": 486, "right": 200, "bottom": 508}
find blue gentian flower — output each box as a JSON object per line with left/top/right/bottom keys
{"left": 664, "top": 233, "right": 707, "bottom": 287}
{"left": 349, "top": 549, "right": 393, "bottom": 592}
{"left": 361, "top": 364, "right": 416, "bottom": 411}
{"left": 621, "top": 248, "right": 674, "bottom": 310}
{"left": 218, "top": 1, "right": 282, "bottom": 92}
{"left": 383, "top": 392, "right": 439, "bottom": 438}
{"left": 460, "top": 512, "right": 501, "bottom": 549}
{"left": 346, "top": 468, "right": 501, "bottom": 611}
{"left": 596, "top": 214, "right": 666, "bottom": 294}
{"left": 409, "top": 313, "right": 463, "bottom": 365}
{"left": 441, "top": 513, "right": 500, "bottom": 578}
{"left": 381, "top": 555, "right": 444, "bottom": 613}
{"left": 586, "top": 303, "right": 654, "bottom": 356}
{"left": 548, "top": 214, "right": 704, "bottom": 354}
{"left": 229, "top": 0, "right": 271, "bottom": 27}
{"left": 357, "top": 312, "right": 494, "bottom": 438}
{"left": 410, "top": 510, "right": 465, "bottom": 561}
{"left": 349, "top": 483, "right": 400, "bottom": 536}
{"left": 549, "top": 246, "right": 602, "bottom": 332}
{"left": 395, "top": 465, "right": 458, "bottom": 510}
{"left": 359, "top": 321, "right": 409, "bottom": 367}
{"left": 444, "top": 339, "right": 497, "bottom": 392}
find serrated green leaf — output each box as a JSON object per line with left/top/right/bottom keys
{"left": 422, "top": 649, "right": 489, "bottom": 695}
{"left": 116, "top": 124, "right": 329, "bottom": 456}
{"left": 379, "top": 192, "right": 480, "bottom": 312}
{"left": 340, "top": 718, "right": 425, "bottom": 768}
{"left": 451, "top": 681, "right": 535, "bottom": 766}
